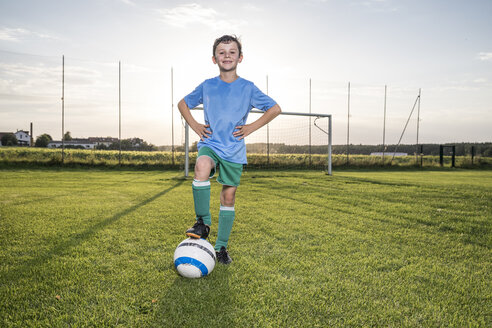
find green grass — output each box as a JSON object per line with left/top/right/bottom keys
{"left": 0, "top": 168, "right": 490, "bottom": 327}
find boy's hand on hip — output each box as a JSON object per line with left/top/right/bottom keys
{"left": 192, "top": 123, "right": 212, "bottom": 141}
{"left": 233, "top": 124, "right": 254, "bottom": 140}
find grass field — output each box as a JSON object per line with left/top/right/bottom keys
{"left": 0, "top": 168, "right": 491, "bottom": 327}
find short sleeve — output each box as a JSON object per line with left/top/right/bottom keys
{"left": 184, "top": 82, "right": 204, "bottom": 109}
{"left": 250, "top": 84, "right": 277, "bottom": 111}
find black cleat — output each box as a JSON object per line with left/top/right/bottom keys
{"left": 186, "top": 217, "right": 210, "bottom": 239}
{"left": 216, "top": 246, "right": 232, "bottom": 265}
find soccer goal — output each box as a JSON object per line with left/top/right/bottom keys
{"left": 183, "top": 108, "right": 332, "bottom": 176}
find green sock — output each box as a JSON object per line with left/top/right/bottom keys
{"left": 192, "top": 180, "right": 212, "bottom": 226}
{"left": 215, "top": 206, "right": 235, "bottom": 251}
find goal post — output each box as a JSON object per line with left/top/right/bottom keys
{"left": 184, "top": 108, "right": 332, "bottom": 176}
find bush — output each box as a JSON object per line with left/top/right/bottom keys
{"left": 1, "top": 133, "right": 18, "bottom": 146}
{"left": 35, "top": 134, "right": 53, "bottom": 147}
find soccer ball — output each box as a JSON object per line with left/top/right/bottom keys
{"left": 174, "top": 238, "right": 216, "bottom": 278}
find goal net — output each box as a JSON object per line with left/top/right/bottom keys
{"left": 183, "top": 108, "right": 332, "bottom": 175}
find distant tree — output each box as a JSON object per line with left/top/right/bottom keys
{"left": 107, "top": 137, "right": 157, "bottom": 151}
{"left": 35, "top": 134, "right": 53, "bottom": 147}
{"left": 63, "top": 131, "right": 72, "bottom": 141}
{"left": 1, "top": 133, "right": 18, "bottom": 146}
{"left": 190, "top": 141, "right": 198, "bottom": 152}
{"left": 484, "top": 146, "right": 492, "bottom": 157}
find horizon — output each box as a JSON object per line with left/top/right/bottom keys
{"left": 1, "top": 0, "right": 491, "bottom": 146}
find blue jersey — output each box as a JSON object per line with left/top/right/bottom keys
{"left": 184, "top": 76, "right": 277, "bottom": 164}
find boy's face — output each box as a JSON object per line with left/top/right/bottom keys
{"left": 212, "top": 41, "right": 243, "bottom": 73}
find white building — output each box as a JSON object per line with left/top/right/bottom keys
{"left": 15, "top": 130, "right": 31, "bottom": 146}
{"left": 0, "top": 130, "right": 31, "bottom": 146}
{"left": 370, "top": 152, "right": 408, "bottom": 157}
{"left": 47, "top": 137, "right": 118, "bottom": 149}
{"left": 48, "top": 140, "right": 96, "bottom": 149}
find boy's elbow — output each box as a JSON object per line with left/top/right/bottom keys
{"left": 178, "top": 99, "right": 189, "bottom": 112}
{"left": 274, "top": 104, "right": 281, "bottom": 115}
{"left": 270, "top": 104, "right": 281, "bottom": 114}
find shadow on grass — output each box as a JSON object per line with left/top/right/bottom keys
{"left": 154, "top": 266, "right": 234, "bottom": 327}
{"left": 1, "top": 179, "right": 185, "bottom": 284}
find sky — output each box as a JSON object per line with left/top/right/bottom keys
{"left": 0, "top": 0, "right": 491, "bottom": 146}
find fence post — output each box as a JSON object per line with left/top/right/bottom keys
{"left": 452, "top": 145, "right": 456, "bottom": 168}
{"left": 439, "top": 145, "right": 444, "bottom": 166}
{"left": 420, "top": 144, "right": 424, "bottom": 167}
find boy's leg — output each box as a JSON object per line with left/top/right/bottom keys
{"left": 186, "top": 155, "right": 215, "bottom": 238}
{"left": 214, "top": 160, "right": 242, "bottom": 259}
{"left": 215, "top": 185, "right": 237, "bottom": 252}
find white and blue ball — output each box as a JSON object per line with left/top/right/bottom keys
{"left": 174, "top": 238, "right": 216, "bottom": 278}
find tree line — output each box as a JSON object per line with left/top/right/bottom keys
{"left": 245, "top": 142, "right": 492, "bottom": 157}
{"left": 14, "top": 131, "right": 157, "bottom": 151}
{"left": 3, "top": 131, "right": 490, "bottom": 156}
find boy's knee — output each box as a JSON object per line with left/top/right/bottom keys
{"left": 222, "top": 196, "right": 235, "bottom": 207}
{"left": 221, "top": 188, "right": 236, "bottom": 207}
{"left": 194, "top": 156, "right": 214, "bottom": 180}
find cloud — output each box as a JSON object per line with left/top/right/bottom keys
{"left": 242, "top": 3, "right": 263, "bottom": 12}
{"left": 0, "top": 28, "right": 29, "bottom": 42}
{"left": 0, "top": 62, "right": 115, "bottom": 100}
{"left": 0, "top": 27, "right": 57, "bottom": 42}
{"left": 477, "top": 52, "right": 492, "bottom": 61}
{"left": 157, "top": 3, "right": 246, "bottom": 30}
{"left": 118, "top": 0, "right": 136, "bottom": 6}
{"left": 473, "top": 78, "right": 488, "bottom": 83}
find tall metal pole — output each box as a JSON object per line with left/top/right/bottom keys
{"left": 416, "top": 88, "right": 421, "bottom": 163}
{"left": 382, "top": 85, "right": 387, "bottom": 164}
{"left": 309, "top": 78, "right": 312, "bottom": 166}
{"left": 119, "top": 61, "right": 122, "bottom": 165}
{"left": 266, "top": 75, "right": 270, "bottom": 166}
{"left": 61, "top": 55, "right": 65, "bottom": 163}
{"left": 328, "top": 115, "right": 332, "bottom": 175}
{"left": 171, "top": 67, "right": 175, "bottom": 166}
{"left": 346, "top": 82, "right": 350, "bottom": 165}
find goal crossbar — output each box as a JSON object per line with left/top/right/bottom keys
{"left": 184, "top": 107, "right": 332, "bottom": 176}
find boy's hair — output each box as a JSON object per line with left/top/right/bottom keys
{"left": 213, "top": 35, "right": 242, "bottom": 57}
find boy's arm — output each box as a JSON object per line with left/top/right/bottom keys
{"left": 233, "top": 104, "right": 281, "bottom": 140}
{"left": 177, "top": 99, "right": 211, "bottom": 141}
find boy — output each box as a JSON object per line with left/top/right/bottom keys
{"left": 178, "top": 35, "right": 281, "bottom": 264}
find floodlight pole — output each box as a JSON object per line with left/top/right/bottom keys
{"left": 266, "top": 75, "right": 270, "bottom": 165}
{"left": 416, "top": 88, "right": 421, "bottom": 163}
{"left": 309, "top": 78, "right": 312, "bottom": 166}
{"left": 346, "top": 82, "right": 350, "bottom": 165}
{"left": 119, "top": 61, "right": 122, "bottom": 165}
{"left": 328, "top": 115, "right": 332, "bottom": 175}
{"left": 382, "top": 85, "right": 387, "bottom": 164}
{"left": 61, "top": 55, "right": 65, "bottom": 163}
{"left": 171, "top": 67, "right": 175, "bottom": 166}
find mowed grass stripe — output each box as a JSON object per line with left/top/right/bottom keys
{"left": 0, "top": 168, "right": 490, "bottom": 327}
{"left": 236, "top": 171, "right": 490, "bottom": 326}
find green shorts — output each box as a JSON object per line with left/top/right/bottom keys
{"left": 197, "top": 147, "right": 243, "bottom": 187}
